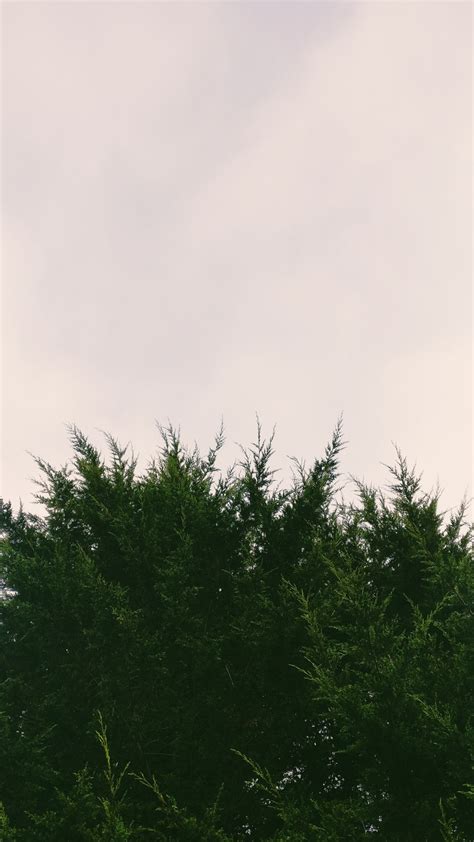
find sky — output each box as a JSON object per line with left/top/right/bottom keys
{"left": 1, "top": 0, "right": 472, "bottom": 517}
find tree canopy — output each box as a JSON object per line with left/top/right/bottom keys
{"left": 0, "top": 421, "right": 472, "bottom": 840}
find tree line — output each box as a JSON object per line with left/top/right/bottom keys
{"left": 0, "top": 420, "right": 472, "bottom": 840}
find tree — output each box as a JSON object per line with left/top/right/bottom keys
{"left": 0, "top": 421, "right": 472, "bottom": 840}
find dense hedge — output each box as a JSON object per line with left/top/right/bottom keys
{"left": 0, "top": 421, "right": 472, "bottom": 840}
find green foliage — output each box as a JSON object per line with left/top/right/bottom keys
{"left": 0, "top": 421, "right": 472, "bottom": 839}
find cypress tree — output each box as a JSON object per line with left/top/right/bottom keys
{"left": 0, "top": 422, "right": 472, "bottom": 839}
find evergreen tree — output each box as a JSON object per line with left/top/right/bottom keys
{"left": 0, "top": 422, "right": 472, "bottom": 839}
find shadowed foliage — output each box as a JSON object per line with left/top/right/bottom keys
{"left": 0, "top": 420, "right": 472, "bottom": 840}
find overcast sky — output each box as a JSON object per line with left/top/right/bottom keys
{"left": 1, "top": 1, "right": 472, "bottom": 516}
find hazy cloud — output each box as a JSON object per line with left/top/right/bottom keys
{"left": 1, "top": 1, "right": 471, "bottom": 513}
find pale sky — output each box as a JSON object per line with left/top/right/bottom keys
{"left": 1, "top": 1, "right": 472, "bottom": 516}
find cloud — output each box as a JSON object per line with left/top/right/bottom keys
{"left": 1, "top": 1, "right": 471, "bottom": 513}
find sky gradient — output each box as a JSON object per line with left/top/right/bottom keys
{"left": 1, "top": 1, "right": 472, "bottom": 515}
